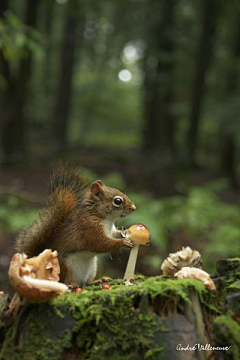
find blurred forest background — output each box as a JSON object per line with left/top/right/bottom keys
{"left": 1, "top": 0, "right": 240, "bottom": 292}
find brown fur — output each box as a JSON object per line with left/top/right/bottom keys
{"left": 16, "top": 163, "right": 88, "bottom": 257}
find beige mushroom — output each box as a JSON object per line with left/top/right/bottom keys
{"left": 174, "top": 266, "right": 216, "bottom": 291}
{"left": 7, "top": 249, "right": 68, "bottom": 316}
{"left": 123, "top": 224, "right": 150, "bottom": 285}
{"left": 161, "top": 246, "right": 202, "bottom": 276}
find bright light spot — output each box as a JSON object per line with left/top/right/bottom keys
{"left": 122, "top": 41, "right": 146, "bottom": 63}
{"left": 118, "top": 69, "right": 132, "bottom": 82}
{"left": 123, "top": 45, "right": 138, "bottom": 61}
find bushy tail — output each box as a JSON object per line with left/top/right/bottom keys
{"left": 16, "top": 163, "right": 88, "bottom": 257}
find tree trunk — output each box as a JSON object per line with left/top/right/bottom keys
{"left": 52, "top": 0, "right": 80, "bottom": 152}
{"left": 219, "top": 6, "right": 240, "bottom": 188}
{"left": 187, "top": 0, "right": 218, "bottom": 167}
{"left": 142, "top": 0, "right": 176, "bottom": 197}
{"left": 220, "top": 134, "right": 237, "bottom": 187}
{"left": 0, "top": 0, "right": 39, "bottom": 164}
{"left": 0, "top": 0, "right": 13, "bottom": 164}
{"left": 43, "top": 0, "right": 55, "bottom": 95}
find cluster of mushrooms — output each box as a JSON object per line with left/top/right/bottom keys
{"left": 122, "top": 225, "right": 216, "bottom": 291}
{"left": 161, "top": 246, "right": 216, "bottom": 291}
{"left": 3, "top": 223, "right": 216, "bottom": 316}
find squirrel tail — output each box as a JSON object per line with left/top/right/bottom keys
{"left": 16, "top": 163, "right": 88, "bottom": 257}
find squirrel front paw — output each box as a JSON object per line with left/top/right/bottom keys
{"left": 123, "top": 238, "right": 134, "bottom": 248}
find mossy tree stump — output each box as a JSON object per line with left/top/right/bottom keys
{"left": 0, "top": 276, "right": 216, "bottom": 360}
{"left": 212, "top": 258, "right": 240, "bottom": 360}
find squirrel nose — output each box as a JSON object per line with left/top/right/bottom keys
{"left": 131, "top": 204, "right": 136, "bottom": 212}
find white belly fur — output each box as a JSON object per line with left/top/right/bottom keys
{"left": 102, "top": 219, "right": 117, "bottom": 236}
{"left": 65, "top": 220, "right": 116, "bottom": 284}
{"left": 65, "top": 252, "right": 97, "bottom": 284}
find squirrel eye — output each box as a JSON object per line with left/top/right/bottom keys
{"left": 113, "top": 196, "right": 123, "bottom": 207}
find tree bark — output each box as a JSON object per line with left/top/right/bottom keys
{"left": 187, "top": 0, "right": 218, "bottom": 167}
{"left": 220, "top": 134, "right": 237, "bottom": 187}
{"left": 142, "top": 0, "right": 176, "bottom": 196}
{"left": 52, "top": 0, "right": 81, "bottom": 151}
{"left": 43, "top": 0, "right": 55, "bottom": 95}
{"left": 0, "top": 0, "right": 39, "bottom": 164}
{"left": 0, "top": 0, "right": 13, "bottom": 164}
{"left": 219, "top": 6, "right": 240, "bottom": 188}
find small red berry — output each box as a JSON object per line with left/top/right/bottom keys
{"left": 74, "top": 287, "right": 83, "bottom": 293}
{"left": 102, "top": 284, "right": 111, "bottom": 290}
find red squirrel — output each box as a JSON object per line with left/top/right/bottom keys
{"left": 16, "top": 164, "right": 136, "bottom": 285}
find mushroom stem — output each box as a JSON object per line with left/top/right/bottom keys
{"left": 22, "top": 276, "right": 68, "bottom": 293}
{"left": 123, "top": 244, "right": 139, "bottom": 283}
{"left": 6, "top": 292, "right": 28, "bottom": 317}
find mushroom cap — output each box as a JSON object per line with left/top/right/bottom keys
{"left": 161, "top": 246, "right": 202, "bottom": 276}
{"left": 126, "top": 224, "right": 150, "bottom": 245}
{"left": 24, "top": 249, "right": 60, "bottom": 281}
{"left": 174, "top": 266, "right": 216, "bottom": 291}
{"left": 9, "top": 250, "right": 68, "bottom": 302}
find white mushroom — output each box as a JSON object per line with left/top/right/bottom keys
{"left": 7, "top": 250, "right": 68, "bottom": 316}
{"left": 123, "top": 224, "right": 150, "bottom": 285}
{"left": 174, "top": 266, "right": 216, "bottom": 291}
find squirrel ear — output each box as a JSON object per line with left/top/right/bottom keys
{"left": 90, "top": 181, "right": 104, "bottom": 196}
{"left": 96, "top": 180, "right": 105, "bottom": 186}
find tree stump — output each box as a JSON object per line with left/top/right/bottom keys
{"left": 0, "top": 276, "right": 216, "bottom": 360}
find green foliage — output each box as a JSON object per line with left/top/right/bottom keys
{"left": 69, "top": 65, "right": 143, "bottom": 147}
{"left": 117, "top": 183, "right": 240, "bottom": 274}
{"left": 0, "top": 10, "right": 43, "bottom": 66}
{"left": 102, "top": 172, "right": 126, "bottom": 190}
{"left": 0, "top": 197, "right": 38, "bottom": 233}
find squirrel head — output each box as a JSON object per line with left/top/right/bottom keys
{"left": 87, "top": 180, "right": 136, "bottom": 221}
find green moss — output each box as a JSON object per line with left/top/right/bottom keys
{"left": 227, "top": 272, "right": 240, "bottom": 284}
{"left": 228, "top": 280, "right": 240, "bottom": 292}
{"left": 228, "top": 258, "right": 240, "bottom": 262}
{"left": 0, "top": 276, "right": 215, "bottom": 360}
{"left": 226, "top": 261, "right": 240, "bottom": 293}
{"left": 216, "top": 258, "right": 240, "bottom": 294}
{"left": 214, "top": 313, "right": 240, "bottom": 360}
{"left": 71, "top": 291, "right": 166, "bottom": 359}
